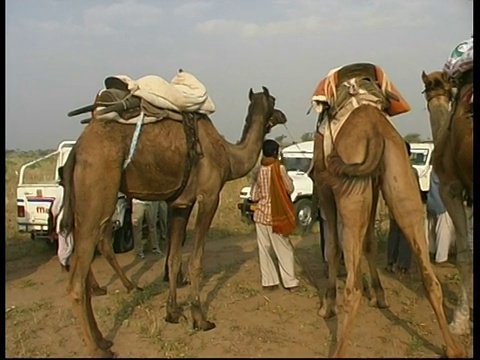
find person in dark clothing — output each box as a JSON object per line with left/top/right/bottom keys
{"left": 385, "top": 141, "right": 422, "bottom": 274}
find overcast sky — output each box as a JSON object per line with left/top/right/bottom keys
{"left": 6, "top": 0, "right": 473, "bottom": 150}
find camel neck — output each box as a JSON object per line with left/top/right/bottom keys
{"left": 225, "top": 113, "right": 266, "bottom": 180}
{"left": 427, "top": 98, "right": 450, "bottom": 145}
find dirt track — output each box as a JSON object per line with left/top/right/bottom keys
{"left": 5, "top": 233, "right": 473, "bottom": 358}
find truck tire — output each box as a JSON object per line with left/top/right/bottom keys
{"left": 294, "top": 198, "right": 316, "bottom": 234}
{"left": 113, "top": 208, "right": 134, "bottom": 254}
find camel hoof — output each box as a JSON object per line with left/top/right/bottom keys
{"left": 318, "top": 305, "right": 337, "bottom": 319}
{"left": 444, "top": 346, "right": 468, "bottom": 358}
{"left": 99, "top": 338, "right": 114, "bottom": 350}
{"left": 91, "top": 286, "right": 108, "bottom": 297}
{"left": 193, "top": 319, "right": 216, "bottom": 331}
{"left": 165, "top": 311, "right": 184, "bottom": 324}
{"left": 368, "top": 297, "right": 389, "bottom": 309}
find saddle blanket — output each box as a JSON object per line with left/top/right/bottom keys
{"left": 106, "top": 69, "right": 216, "bottom": 115}
{"left": 317, "top": 78, "right": 396, "bottom": 165}
{"left": 311, "top": 63, "right": 410, "bottom": 117}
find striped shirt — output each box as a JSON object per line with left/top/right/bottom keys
{"left": 251, "top": 164, "right": 294, "bottom": 225}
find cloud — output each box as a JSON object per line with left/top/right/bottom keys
{"left": 172, "top": 1, "right": 213, "bottom": 18}
{"left": 195, "top": 0, "right": 435, "bottom": 38}
{"left": 195, "top": 16, "right": 332, "bottom": 38}
{"left": 27, "top": 0, "right": 164, "bottom": 37}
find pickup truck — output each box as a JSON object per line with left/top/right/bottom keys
{"left": 16, "top": 140, "right": 134, "bottom": 253}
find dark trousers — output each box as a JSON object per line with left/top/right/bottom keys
{"left": 387, "top": 218, "right": 412, "bottom": 269}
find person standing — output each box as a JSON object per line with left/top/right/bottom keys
{"left": 426, "top": 171, "right": 456, "bottom": 266}
{"left": 157, "top": 200, "right": 169, "bottom": 244}
{"left": 132, "top": 199, "right": 162, "bottom": 259}
{"left": 465, "top": 195, "right": 473, "bottom": 253}
{"left": 251, "top": 139, "right": 300, "bottom": 292}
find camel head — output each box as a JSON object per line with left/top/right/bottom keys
{"left": 268, "top": 109, "right": 287, "bottom": 132}
{"left": 421, "top": 70, "right": 452, "bottom": 105}
{"left": 247, "top": 86, "right": 285, "bottom": 134}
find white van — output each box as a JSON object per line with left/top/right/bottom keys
{"left": 409, "top": 142, "right": 434, "bottom": 194}
{"left": 237, "top": 141, "right": 316, "bottom": 232}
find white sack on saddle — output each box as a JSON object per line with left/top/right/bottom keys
{"left": 109, "top": 70, "right": 216, "bottom": 115}
{"left": 170, "top": 70, "right": 216, "bottom": 114}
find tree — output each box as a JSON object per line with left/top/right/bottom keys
{"left": 403, "top": 133, "right": 423, "bottom": 143}
{"left": 300, "top": 132, "right": 315, "bottom": 142}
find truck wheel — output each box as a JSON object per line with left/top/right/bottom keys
{"left": 294, "top": 198, "right": 316, "bottom": 234}
{"left": 113, "top": 208, "right": 134, "bottom": 254}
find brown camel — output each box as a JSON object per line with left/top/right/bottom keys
{"left": 421, "top": 70, "right": 473, "bottom": 335}
{"left": 311, "top": 66, "right": 466, "bottom": 357}
{"left": 60, "top": 86, "right": 286, "bottom": 357}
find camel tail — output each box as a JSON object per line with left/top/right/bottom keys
{"left": 327, "top": 136, "right": 384, "bottom": 178}
{"left": 60, "top": 146, "right": 76, "bottom": 236}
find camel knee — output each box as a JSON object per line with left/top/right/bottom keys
{"left": 188, "top": 259, "right": 201, "bottom": 277}
{"left": 70, "top": 281, "right": 86, "bottom": 303}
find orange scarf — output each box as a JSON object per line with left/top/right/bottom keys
{"left": 261, "top": 157, "right": 296, "bottom": 235}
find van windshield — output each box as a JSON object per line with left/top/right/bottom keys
{"left": 410, "top": 149, "right": 429, "bottom": 166}
{"left": 282, "top": 157, "right": 312, "bottom": 173}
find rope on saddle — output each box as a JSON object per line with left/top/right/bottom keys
{"left": 165, "top": 112, "right": 203, "bottom": 203}
{"left": 123, "top": 111, "right": 145, "bottom": 170}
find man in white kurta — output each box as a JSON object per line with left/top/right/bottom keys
{"left": 50, "top": 167, "right": 74, "bottom": 267}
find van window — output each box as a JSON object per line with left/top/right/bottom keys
{"left": 282, "top": 157, "right": 312, "bottom": 173}
{"left": 410, "top": 149, "right": 429, "bottom": 166}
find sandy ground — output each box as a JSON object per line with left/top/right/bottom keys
{"left": 5, "top": 232, "right": 473, "bottom": 358}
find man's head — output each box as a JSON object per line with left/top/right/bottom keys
{"left": 262, "top": 139, "right": 280, "bottom": 158}
{"left": 58, "top": 166, "right": 64, "bottom": 182}
{"left": 405, "top": 141, "right": 411, "bottom": 157}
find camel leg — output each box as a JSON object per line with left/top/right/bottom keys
{"left": 363, "top": 185, "right": 388, "bottom": 308}
{"left": 381, "top": 175, "right": 466, "bottom": 358}
{"left": 165, "top": 205, "right": 193, "bottom": 324}
{"left": 97, "top": 227, "right": 140, "bottom": 293}
{"left": 163, "top": 233, "right": 189, "bottom": 286}
{"left": 68, "top": 235, "right": 113, "bottom": 357}
{"left": 88, "top": 268, "right": 108, "bottom": 297}
{"left": 332, "top": 180, "right": 372, "bottom": 358}
{"left": 439, "top": 182, "right": 472, "bottom": 335}
{"left": 163, "top": 204, "right": 188, "bottom": 286}
{"left": 86, "top": 269, "right": 114, "bottom": 350}
{"left": 318, "top": 186, "right": 341, "bottom": 318}
{"left": 188, "top": 195, "right": 219, "bottom": 331}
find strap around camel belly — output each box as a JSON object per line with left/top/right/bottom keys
{"left": 165, "top": 112, "right": 204, "bottom": 203}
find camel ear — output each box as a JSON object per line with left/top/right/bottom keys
{"left": 262, "top": 86, "right": 270, "bottom": 98}
{"left": 421, "top": 70, "right": 428, "bottom": 84}
{"left": 249, "top": 88, "right": 254, "bottom": 101}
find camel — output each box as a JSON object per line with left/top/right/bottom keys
{"left": 421, "top": 70, "right": 473, "bottom": 335}
{"left": 310, "top": 64, "right": 466, "bottom": 357}
{"left": 60, "top": 85, "right": 286, "bottom": 357}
